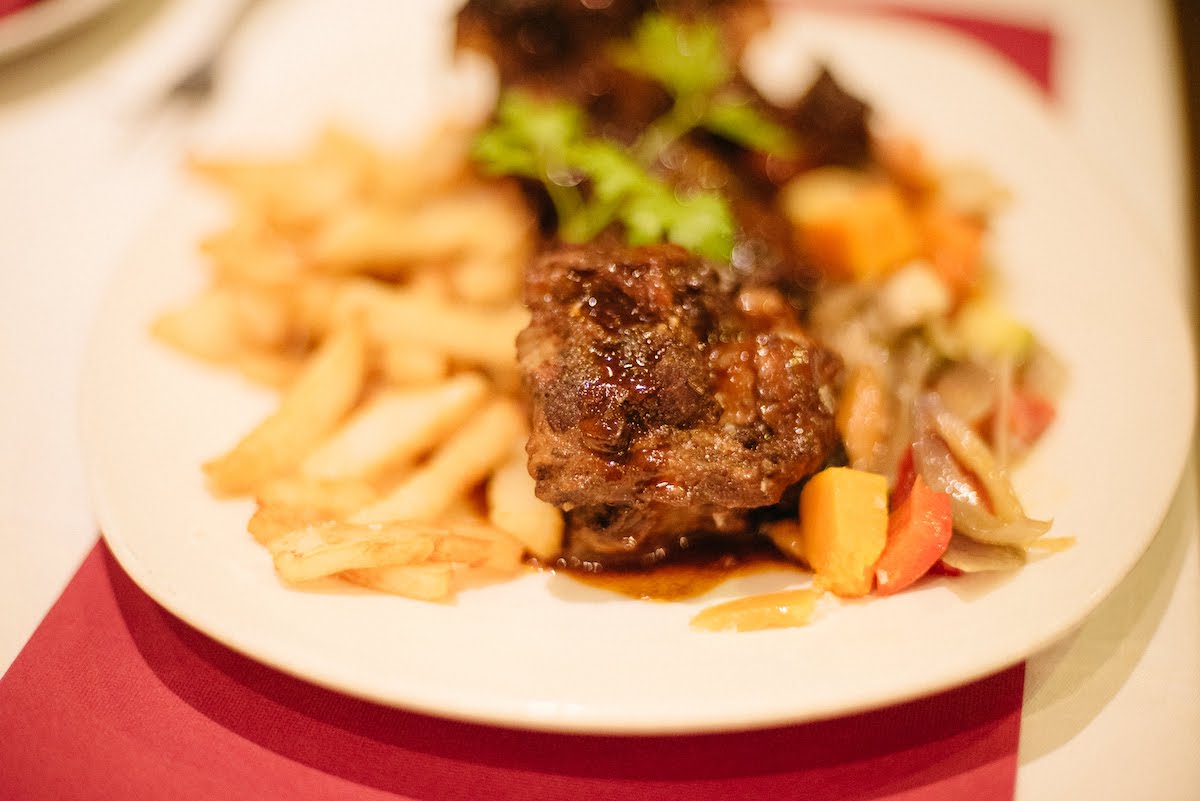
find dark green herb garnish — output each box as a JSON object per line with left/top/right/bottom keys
{"left": 474, "top": 91, "right": 735, "bottom": 261}
{"left": 472, "top": 12, "right": 793, "bottom": 261}
{"left": 613, "top": 13, "right": 796, "bottom": 161}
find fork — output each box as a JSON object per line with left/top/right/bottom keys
{"left": 156, "top": 0, "right": 264, "bottom": 108}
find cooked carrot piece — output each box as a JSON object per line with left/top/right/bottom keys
{"left": 800, "top": 467, "right": 889, "bottom": 597}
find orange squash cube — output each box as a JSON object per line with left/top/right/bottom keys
{"left": 783, "top": 169, "right": 920, "bottom": 281}
{"left": 918, "top": 204, "right": 985, "bottom": 298}
{"left": 800, "top": 467, "right": 889, "bottom": 597}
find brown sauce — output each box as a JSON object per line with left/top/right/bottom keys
{"left": 551, "top": 541, "right": 804, "bottom": 602}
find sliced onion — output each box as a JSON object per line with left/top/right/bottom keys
{"left": 911, "top": 396, "right": 1052, "bottom": 547}
{"left": 941, "top": 535, "right": 1026, "bottom": 573}
{"left": 911, "top": 402, "right": 985, "bottom": 508}
{"left": 919, "top": 393, "right": 1024, "bottom": 520}
{"left": 878, "top": 339, "right": 936, "bottom": 484}
{"left": 933, "top": 360, "right": 997, "bottom": 426}
{"left": 950, "top": 499, "right": 1052, "bottom": 546}
{"left": 991, "top": 355, "right": 1014, "bottom": 469}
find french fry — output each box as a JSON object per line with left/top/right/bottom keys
{"left": 352, "top": 398, "right": 525, "bottom": 523}
{"left": 189, "top": 156, "right": 295, "bottom": 201}
{"left": 204, "top": 324, "right": 367, "bottom": 494}
{"left": 405, "top": 270, "right": 454, "bottom": 302}
{"left": 487, "top": 446, "right": 563, "bottom": 560}
{"left": 310, "top": 204, "right": 459, "bottom": 276}
{"left": 310, "top": 126, "right": 379, "bottom": 188}
{"left": 300, "top": 374, "right": 489, "bottom": 481}
{"left": 263, "top": 161, "right": 360, "bottom": 231}
{"left": 690, "top": 589, "right": 821, "bottom": 632}
{"left": 152, "top": 288, "right": 242, "bottom": 363}
{"left": 154, "top": 286, "right": 308, "bottom": 387}
{"left": 169, "top": 124, "right": 551, "bottom": 603}
{"left": 344, "top": 529, "right": 524, "bottom": 598}
{"left": 201, "top": 218, "right": 304, "bottom": 289}
{"left": 376, "top": 343, "right": 451, "bottom": 386}
{"left": 231, "top": 349, "right": 306, "bottom": 389}
{"left": 191, "top": 144, "right": 363, "bottom": 232}
{"left": 248, "top": 504, "right": 331, "bottom": 546}
{"left": 342, "top": 563, "right": 458, "bottom": 601}
{"left": 449, "top": 254, "right": 524, "bottom": 306}
{"left": 429, "top": 523, "right": 524, "bottom": 571}
{"left": 287, "top": 276, "right": 348, "bottom": 340}
{"left": 256, "top": 475, "right": 378, "bottom": 513}
{"left": 267, "top": 521, "right": 438, "bottom": 583}
{"left": 268, "top": 519, "right": 520, "bottom": 585}
{"left": 229, "top": 286, "right": 294, "bottom": 350}
{"left": 370, "top": 124, "right": 473, "bottom": 206}
{"left": 336, "top": 280, "right": 528, "bottom": 368}
{"left": 311, "top": 187, "right": 530, "bottom": 277}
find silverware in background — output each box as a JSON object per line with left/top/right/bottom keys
{"left": 153, "top": 0, "right": 263, "bottom": 109}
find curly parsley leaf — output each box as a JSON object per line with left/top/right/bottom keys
{"left": 568, "top": 140, "right": 649, "bottom": 205}
{"left": 472, "top": 91, "right": 587, "bottom": 224}
{"left": 473, "top": 92, "right": 736, "bottom": 261}
{"left": 610, "top": 12, "right": 732, "bottom": 99}
{"left": 614, "top": 178, "right": 734, "bottom": 261}
{"left": 565, "top": 137, "right": 734, "bottom": 261}
{"left": 613, "top": 12, "right": 798, "bottom": 162}
{"left": 660, "top": 192, "right": 736, "bottom": 260}
{"left": 476, "top": 90, "right": 584, "bottom": 170}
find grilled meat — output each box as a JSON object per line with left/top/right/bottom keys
{"left": 518, "top": 243, "right": 840, "bottom": 567}
{"left": 460, "top": 3, "right": 871, "bottom": 569}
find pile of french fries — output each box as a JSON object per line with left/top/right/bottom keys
{"left": 153, "top": 123, "right": 824, "bottom": 629}
{"left": 153, "top": 125, "right": 564, "bottom": 601}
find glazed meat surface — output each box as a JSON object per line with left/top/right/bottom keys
{"left": 518, "top": 243, "right": 841, "bottom": 567}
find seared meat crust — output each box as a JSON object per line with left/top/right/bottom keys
{"left": 518, "top": 243, "right": 840, "bottom": 565}
{"left": 561, "top": 503, "right": 752, "bottom": 570}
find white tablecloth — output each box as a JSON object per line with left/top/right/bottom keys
{"left": 1, "top": 1, "right": 1195, "bottom": 797}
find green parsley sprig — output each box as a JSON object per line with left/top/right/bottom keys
{"left": 611, "top": 12, "right": 797, "bottom": 163}
{"left": 473, "top": 91, "right": 735, "bottom": 261}
{"left": 471, "top": 12, "right": 795, "bottom": 262}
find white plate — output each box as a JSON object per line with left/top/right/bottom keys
{"left": 81, "top": 8, "right": 1195, "bottom": 734}
{"left": 0, "top": 0, "right": 121, "bottom": 62}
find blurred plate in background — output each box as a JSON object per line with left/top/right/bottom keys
{"left": 0, "top": 0, "right": 123, "bottom": 62}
